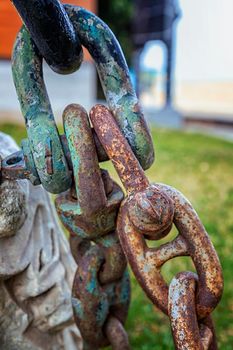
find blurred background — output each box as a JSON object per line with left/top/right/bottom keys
{"left": 0, "top": 0, "right": 232, "bottom": 349}
{"left": 1, "top": 0, "right": 233, "bottom": 138}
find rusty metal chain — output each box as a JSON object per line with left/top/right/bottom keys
{"left": 55, "top": 105, "right": 130, "bottom": 349}
{"left": 0, "top": 2, "right": 224, "bottom": 349}
{"left": 168, "top": 272, "right": 217, "bottom": 350}
{"left": 2, "top": 3, "right": 153, "bottom": 194}
{"left": 90, "top": 105, "right": 223, "bottom": 349}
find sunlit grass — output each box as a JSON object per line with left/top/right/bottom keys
{"left": 1, "top": 123, "right": 232, "bottom": 349}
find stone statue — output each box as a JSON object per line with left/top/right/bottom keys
{"left": 0, "top": 131, "right": 82, "bottom": 350}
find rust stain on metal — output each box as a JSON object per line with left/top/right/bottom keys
{"left": 168, "top": 272, "right": 215, "bottom": 350}
{"left": 90, "top": 105, "right": 150, "bottom": 195}
{"left": 90, "top": 103, "right": 223, "bottom": 348}
{"left": 6, "top": 3, "right": 224, "bottom": 344}
{"left": 105, "top": 316, "right": 130, "bottom": 350}
{"left": 45, "top": 137, "right": 53, "bottom": 175}
{"left": 55, "top": 104, "right": 130, "bottom": 349}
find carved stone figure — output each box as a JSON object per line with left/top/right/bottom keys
{"left": 0, "top": 132, "right": 82, "bottom": 350}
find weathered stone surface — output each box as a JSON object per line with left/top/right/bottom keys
{"left": 0, "top": 133, "right": 27, "bottom": 238}
{"left": 0, "top": 132, "right": 82, "bottom": 349}
{"left": 0, "top": 180, "right": 27, "bottom": 238}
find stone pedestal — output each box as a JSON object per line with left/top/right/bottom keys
{"left": 0, "top": 132, "right": 82, "bottom": 350}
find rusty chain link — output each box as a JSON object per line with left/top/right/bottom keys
{"left": 0, "top": 2, "right": 224, "bottom": 349}
{"left": 90, "top": 104, "right": 223, "bottom": 349}
{"left": 55, "top": 105, "right": 130, "bottom": 349}
{"left": 168, "top": 272, "right": 217, "bottom": 350}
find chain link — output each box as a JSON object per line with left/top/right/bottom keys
{"left": 168, "top": 272, "right": 216, "bottom": 350}
{"left": 55, "top": 104, "right": 130, "bottom": 349}
{"left": 90, "top": 104, "right": 223, "bottom": 349}
{"left": 11, "top": 0, "right": 83, "bottom": 74}
{"left": 3, "top": 4, "right": 153, "bottom": 193}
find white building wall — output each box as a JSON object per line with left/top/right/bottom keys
{"left": 0, "top": 60, "right": 96, "bottom": 124}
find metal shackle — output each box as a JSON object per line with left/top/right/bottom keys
{"left": 12, "top": 5, "right": 154, "bottom": 193}
{"left": 11, "top": 0, "right": 83, "bottom": 74}
{"left": 12, "top": 26, "right": 71, "bottom": 193}
{"left": 65, "top": 5, "right": 154, "bottom": 170}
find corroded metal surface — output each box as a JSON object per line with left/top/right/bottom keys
{"left": 72, "top": 245, "right": 130, "bottom": 348}
{"left": 12, "top": 26, "right": 71, "bottom": 193}
{"left": 10, "top": 4, "right": 154, "bottom": 194}
{"left": 116, "top": 183, "right": 223, "bottom": 318}
{"left": 90, "top": 104, "right": 223, "bottom": 349}
{"left": 4, "top": 2, "right": 224, "bottom": 348}
{"left": 168, "top": 272, "right": 216, "bottom": 350}
{"left": 89, "top": 105, "right": 150, "bottom": 195}
{"left": 55, "top": 105, "right": 130, "bottom": 349}
{"left": 104, "top": 315, "right": 130, "bottom": 350}
{"left": 11, "top": 0, "right": 83, "bottom": 74}
{"left": 1, "top": 132, "right": 107, "bottom": 186}
{"left": 156, "top": 183, "right": 223, "bottom": 319}
{"left": 56, "top": 105, "right": 124, "bottom": 239}
{"left": 65, "top": 4, "right": 154, "bottom": 170}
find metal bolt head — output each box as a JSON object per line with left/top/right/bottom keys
{"left": 127, "top": 185, "right": 174, "bottom": 240}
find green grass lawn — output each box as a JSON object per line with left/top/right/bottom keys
{"left": 1, "top": 123, "right": 233, "bottom": 349}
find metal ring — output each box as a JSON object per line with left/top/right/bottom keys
{"left": 168, "top": 272, "right": 215, "bottom": 350}
{"left": 11, "top": 0, "right": 83, "bottom": 74}
{"left": 12, "top": 26, "right": 71, "bottom": 193}
{"left": 12, "top": 5, "right": 154, "bottom": 192}
{"left": 65, "top": 4, "right": 154, "bottom": 170}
